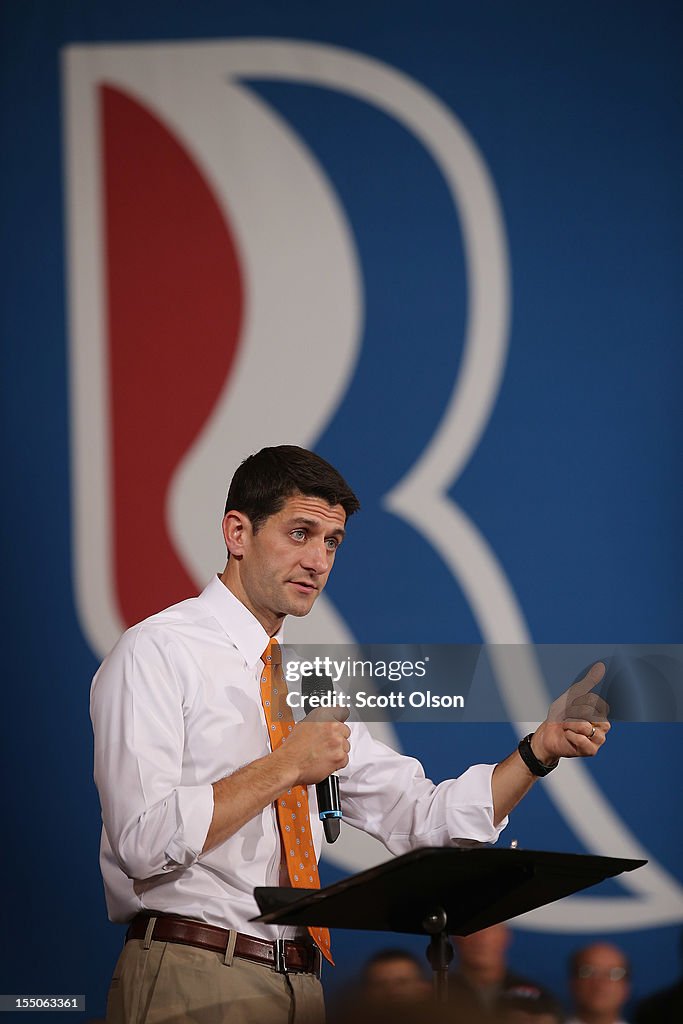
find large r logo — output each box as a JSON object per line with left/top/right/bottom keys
{"left": 63, "top": 39, "right": 682, "bottom": 932}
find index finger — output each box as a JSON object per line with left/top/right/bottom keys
{"left": 304, "top": 705, "right": 350, "bottom": 724}
{"left": 564, "top": 691, "right": 610, "bottom": 722}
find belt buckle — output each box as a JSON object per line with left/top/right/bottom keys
{"left": 273, "top": 938, "right": 322, "bottom": 978}
{"left": 274, "top": 938, "right": 287, "bottom": 974}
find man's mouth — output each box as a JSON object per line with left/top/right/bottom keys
{"left": 289, "top": 580, "right": 317, "bottom": 594}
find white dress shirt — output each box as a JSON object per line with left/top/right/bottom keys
{"left": 90, "top": 575, "right": 506, "bottom": 939}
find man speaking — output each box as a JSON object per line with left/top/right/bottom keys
{"left": 91, "top": 445, "right": 609, "bottom": 1024}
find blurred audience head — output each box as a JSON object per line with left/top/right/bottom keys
{"left": 569, "top": 943, "right": 630, "bottom": 1022}
{"left": 453, "top": 923, "right": 512, "bottom": 985}
{"left": 360, "top": 947, "right": 431, "bottom": 1004}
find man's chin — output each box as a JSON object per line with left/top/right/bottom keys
{"left": 282, "top": 589, "right": 319, "bottom": 617}
{"left": 288, "top": 598, "right": 318, "bottom": 617}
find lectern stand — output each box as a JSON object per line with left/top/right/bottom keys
{"left": 253, "top": 845, "right": 645, "bottom": 1001}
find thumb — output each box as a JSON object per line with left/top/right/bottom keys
{"left": 548, "top": 662, "right": 607, "bottom": 723}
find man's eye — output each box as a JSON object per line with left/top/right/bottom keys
{"left": 291, "top": 529, "right": 306, "bottom": 541}
{"left": 325, "top": 538, "right": 338, "bottom": 551}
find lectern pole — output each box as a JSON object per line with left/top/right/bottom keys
{"left": 422, "top": 907, "right": 454, "bottom": 1002}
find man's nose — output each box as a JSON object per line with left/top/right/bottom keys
{"left": 302, "top": 540, "right": 329, "bottom": 573}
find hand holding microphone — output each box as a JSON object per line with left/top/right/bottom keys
{"left": 281, "top": 677, "right": 348, "bottom": 842}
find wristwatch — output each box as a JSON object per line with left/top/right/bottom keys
{"left": 518, "top": 733, "right": 559, "bottom": 777}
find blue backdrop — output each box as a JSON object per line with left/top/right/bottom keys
{"left": 1, "top": 1, "right": 681, "bottom": 1019}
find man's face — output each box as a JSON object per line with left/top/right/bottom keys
{"left": 232, "top": 493, "right": 346, "bottom": 631}
{"left": 571, "top": 944, "right": 630, "bottom": 1019}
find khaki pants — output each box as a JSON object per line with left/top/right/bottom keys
{"left": 106, "top": 938, "right": 325, "bottom": 1024}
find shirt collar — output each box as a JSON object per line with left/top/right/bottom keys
{"left": 200, "top": 574, "right": 284, "bottom": 669}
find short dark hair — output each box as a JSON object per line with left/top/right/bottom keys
{"left": 361, "top": 948, "right": 426, "bottom": 983}
{"left": 224, "top": 445, "right": 360, "bottom": 531}
{"left": 500, "top": 985, "right": 564, "bottom": 1020}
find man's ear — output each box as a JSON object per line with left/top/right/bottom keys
{"left": 222, "top": 510, "right": 252, "bottom": 559}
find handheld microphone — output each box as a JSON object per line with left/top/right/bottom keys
{"left": 301, "top": 673, "right": 343, "bottom": 843}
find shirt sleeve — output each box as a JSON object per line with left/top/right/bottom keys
{"left": 339, "top": 720, "right": 507, "bottom": 853}
{"left": 90, "top": 626, "right": 214, "bottom": 881}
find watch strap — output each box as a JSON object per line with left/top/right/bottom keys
{"left": 518, "top": 733, "right": 558, "bottom": 777}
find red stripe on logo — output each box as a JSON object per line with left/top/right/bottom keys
{"left": 101, "top": 85, "right": 243, "bottom": 626}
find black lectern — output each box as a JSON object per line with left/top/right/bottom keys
{"left": 253, "top": 845, "right": 646, "bottom": 1000}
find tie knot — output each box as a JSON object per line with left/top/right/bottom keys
{"left": 261, "top": 637, "right": 282, "bottom": 668}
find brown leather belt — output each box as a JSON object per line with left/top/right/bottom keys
{"left": 126, "top": 913, "right": 322, "bottom": 978}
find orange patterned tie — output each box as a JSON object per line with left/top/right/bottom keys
{"left": 260, "top": 638, "right": 333, "bottom": 965}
